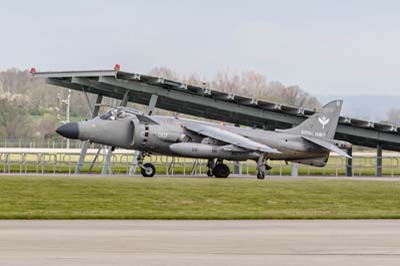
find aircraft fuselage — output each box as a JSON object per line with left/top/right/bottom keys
{"left": 64, "top": 115, "right": 328, "bottom": 164}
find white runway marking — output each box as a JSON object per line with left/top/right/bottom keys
{"left": 1, "top": 220, "right": 400, "bottom": 265}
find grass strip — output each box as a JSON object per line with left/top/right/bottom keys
{"left": 0, "top": 176, "right": 399, "bottom": 219}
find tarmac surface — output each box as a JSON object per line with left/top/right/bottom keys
{"left": 1, "top": 220, "right": 400, "bottom": 266}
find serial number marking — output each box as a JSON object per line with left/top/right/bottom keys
{"left": 157, "top": 132, "right": 168, "bottom": 139}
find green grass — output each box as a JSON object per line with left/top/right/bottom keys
{"left": 0, "top": 175, "right": 400, "bottom": 219}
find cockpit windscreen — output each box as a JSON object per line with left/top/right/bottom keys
{"left": 99, "top": 109, "right": 128, "bottom": 120}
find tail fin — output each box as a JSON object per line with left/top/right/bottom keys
{"left": 278, "top": 100, "right": 343, "bottom": 140}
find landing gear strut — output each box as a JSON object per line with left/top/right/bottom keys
{"left": 256, "top": 154, "right": 271, "bottom": 180}
{"left": 207, "top": 159, "right": 230, "bottom": 178}
{"left": 206, "top": 159, "right": 215, "bottom": 177}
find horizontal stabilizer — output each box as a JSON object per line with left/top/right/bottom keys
{"left": 302, "top": 136, "right": 352, "bottom": 159}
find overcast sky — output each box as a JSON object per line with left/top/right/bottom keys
{"left": 1, "top": 0, "right": 400, "bottom": 95}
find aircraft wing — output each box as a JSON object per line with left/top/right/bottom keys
{"left": 302, "top": 136, "right": 352, "bottom": 159}
{"left": 185, "top": 123, "right": 280, "bottom": 154}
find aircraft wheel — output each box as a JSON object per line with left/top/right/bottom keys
{"left": 141, "top": 163, "right": 156, "bottom": 177}
{"left": 257, "top": 171, "right": 265, "bottom": 180}
{"left": 213, "top": 164, "right": 230, "bottom": 178}
{"left": 206, "top": 169, "right": 214, "bottom": 177}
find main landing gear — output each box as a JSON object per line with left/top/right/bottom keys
{"left": 207, "top": 159, "right": 230, "bottom": 178}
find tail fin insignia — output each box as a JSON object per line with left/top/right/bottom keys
{"left": 318, "top": 116, "right": 330, "bottom": 129}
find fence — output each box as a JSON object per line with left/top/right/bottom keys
{"left": 0, "top": 149, "right": 399, "bottom": 176}
{"left": 0, "top": 138, "right": 101, "bottom": 149}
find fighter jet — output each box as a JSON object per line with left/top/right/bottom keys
{"left": 56, "top": 100, "right": 351, "bottom": 179}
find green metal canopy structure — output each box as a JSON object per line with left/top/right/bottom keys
{"left": 33, "top": 68, "right": 400, "bottom": 176}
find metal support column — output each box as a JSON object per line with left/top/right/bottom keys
{"left": 146, "top": 94, "right": 159, "bottom": 115}
{"left": 129, "top": 151, "right": 142, "bottom": 175}
{"left": 233, "top": 123, "right": 240, "bottom": 175}
{"left": 346, "top": 147, "right": 352, "bottom": 177}
{"left": 377, "top": 144, "right": 382, "bottom": 177}
{"left": 102, "top": 146, "right": 113, "bottom": 175}
{"left": 120, "top": 90, "right": 130, "bottom": 107}
{"left": 129, "top": 94, "right": 159, "bottom": 175}
{"left": 233, "top": 162, "right": 242, "bottom": 175}
{"left": 76, "top": 94, "right": 103, "bottom": 174}
{"left": 290, "top": 123, "right": 299, "bottom": 177}
{"left": 88, "top": 146, "right": 102, "bottom": 173}
{"left": 291, "top": 163, "right": 298, "bottom": 176}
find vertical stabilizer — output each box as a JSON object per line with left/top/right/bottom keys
{"left": 279, "top": 100, "right": 343, "bottom": 140}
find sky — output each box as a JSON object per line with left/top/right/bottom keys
{"left": 1, "top": 0, "right": 400, "bottom": 96}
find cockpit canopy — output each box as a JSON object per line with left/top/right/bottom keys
{"left": 99, "top": 107, "right": 143, "bottom": 121}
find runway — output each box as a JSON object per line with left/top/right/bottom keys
{"left": 1, "top": 220, "right": 400, "bottom": 266}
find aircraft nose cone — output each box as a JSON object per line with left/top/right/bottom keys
{"left": 56, "top": 122, "right": 79, "bottom": 139}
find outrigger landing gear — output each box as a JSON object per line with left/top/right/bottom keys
{"left": 256, "top": 154, "right": 271, "bottom": 180}
{"left": 206, "top": 169, "right": 214, "bottom": 177}
{"left": 138, "top": 152, "right": 156, "bottom": 177}
{"left": 257, "top": 171, "right": 265, "bottom": 179}
{"left": 206, "top": 159, "right": 215, "bottom": 177}
{"left": 208, "top": 159, "right": 230, "bottom": 178}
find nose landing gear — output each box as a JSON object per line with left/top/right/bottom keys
{"left": 137, "top": 152, "right": 156, "bottom": 177}
{"left": 141, "top": 162, "right": 156, "bottom": 177}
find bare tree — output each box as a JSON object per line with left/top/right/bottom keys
{"left": 386, "top": 109, "right": 400, "bottom": 125}
{"left": 148, "top": 67, "right": 320, "bottom": 109}
{"left": 148, "top": 66, "right": 179, "bottom": 80}
{"left": 0, "top": 95, "right": 33, "bottom": 138}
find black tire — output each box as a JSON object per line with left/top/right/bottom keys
{"left": 257, "top": 171, "right": 265, "bottom": 180}
{"left": 213, "top": 164, "right": 230, "bottom": 178}
{"left": 207, "top": 169, "right": 214, "bottom": 177}
{"left": 141, "top": 163, "right": 156, "bottom": 177}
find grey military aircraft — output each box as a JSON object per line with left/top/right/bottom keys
{"left": 56, "top": 99, "right": 351, "bottom": 179}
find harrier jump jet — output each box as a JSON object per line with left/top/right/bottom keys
{"left": 56, "top": 100, "right": 351, "bottom": 179}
